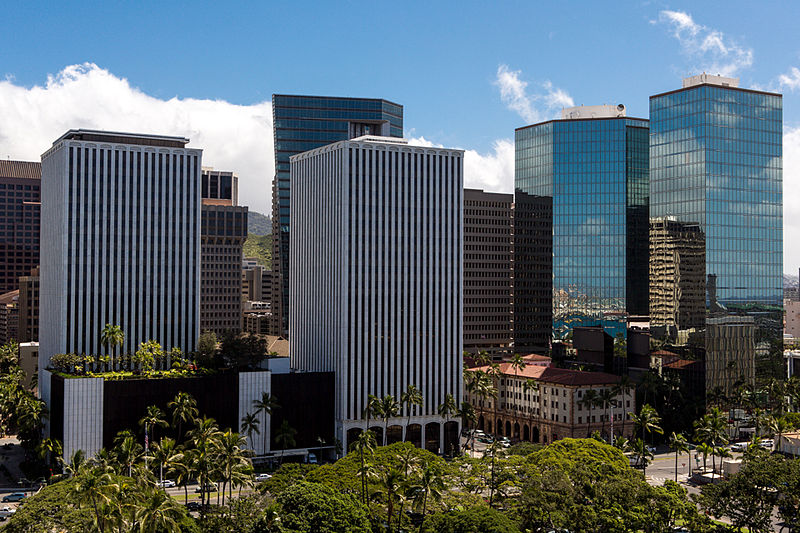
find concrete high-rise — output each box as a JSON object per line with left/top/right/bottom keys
{"left": 463, "top": 189, "right": 513, "bottom": 357}
{"left": 290, "top": 136, "right": 463, "bottom": 453}
{"left": 515, "top": 105, "right": 649, "bottom": 348}
{"left": 271, "top": 95, "right": 403, "bottom": 337}
{"left": 200, "top": 168, "right": 247, "bottom": 336}
{"left": 649, "top": 74, "right": 783, "bottom": 390}
{"left": 40, "top": 130, "right": 202, "bottom": 381}
{"left": 0, "top": 160, "right": 41, "bottom": 293}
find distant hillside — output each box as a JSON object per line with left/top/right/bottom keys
{"left": 785, "top": 273, "right": 798, "bottom": 289}
{"left": 248, "top": 211, "right": 272, "bottom": 236}
{"left": 243, "top": 234, "right": 271, "bottom": 269}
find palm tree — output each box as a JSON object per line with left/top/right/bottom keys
{"left": 274, "top": 420, "right": 297, "bottom": 464}
{"left": 240, "top": 411, "right": 261, "bottom": 452}
{"left": 187, "top": 416, "right": 221, "bottom": 508}
{"left": 597, "top": 388, "right": 617, "bottom": 442}
{"left": 437, "top": 393, "right": 457, "bottom": 455}
{"left": 401, "top": 385, "right": 424, "bottom": 438}
{"left": 765, "top": 414, "right": 791, "bottom": 453}
{"left": 694, "top": 408, "right": 728, "bottom": 475}
{"left": 148, "top": 437, "right": 182, "bottom": 487}
{"left": 353, "top": 430, "right": 376, "bottom": 504}
{"left": 377, "top": 394, "right": 400, "bottom": 446}
{"left": 100, "top": 324, "right": 124, "bottom": 371}
{"left": 629, "top": 438, "right": 654, "bottom": 477}
{"left": 615, "top": 375, "right": 633, "bottom": 438}
{"left": 375, "top": 466, "right": 404, "bottom": 532}
{"left": 669, "top": 432, "right": 690, "bottom": 482}
{"left": 522, "top": 378, "right": 539, "bottom": 443}
{"left": 252, "top": 392, "right": 279, "bottom": 456}
{"left": 696, "top": 442, "right": 713, "bottom": 473}
{"left": 114, "top": 434, "right": 143, "bottom": 477}
{"left": 630, "top": 404, "right": 663, "bottom": 446}
{"left": 73, "top": 465, "right": 117, "bottom": 533}
{"left": 580, "top": 389, "right": 600, "bottom": 437}
{"left": 139, "top": 405, "right": 169, "bottom": 455}
{"left": 167, "top": 391, "right": 198, "bottom": 444}
{"left": 135, "top": 485, "right": 186, "bottom": 533}
{"left": 215, "top": 429, "right": 252, "bottom": 506}
{"left": 364, "top": 394, "right": 381, "bottom": 437}
{"left": 172, "top": 450, "right": 196, "bottom": 505}
{"left": 457, "top": 401, "right": 477, "bottom": 453}
{"left": 410, "top": 465, "right": 445, "bottom": 532}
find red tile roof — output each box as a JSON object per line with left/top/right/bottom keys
{"left": 650, "top": 350, "right": 679, "bottom": 357}
{"left": 663, "top": 358, "right": 701, "bottom": 370}
{"left": 0, "top": 160, "right": 41, "bottom": 179}
{"left": 468, "top": 363, "right": 621, "bottom": 386}
{"left": 521, "top": 353, "right": 551, "bottom": 362}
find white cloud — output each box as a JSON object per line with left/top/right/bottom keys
{"left": 778, "top": 67, "right": 800, "bottom": 91}
{"left": 0, "top": 63, "right": 274, "bottom": 214}
{"left": 784, "top": 126, "right": 800, "bottom": 272}
{"left": 494, "top": 65, "right": 573, "bottom": 124}
{"left": 409, "top": 136, "right": 514, "bottom": 194}
{"left": 658, "top": 10, "right": 753, "bottom": 77}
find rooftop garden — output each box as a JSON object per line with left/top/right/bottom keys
{"left": 47, "top": 327, "right": 280, "bottom": 380}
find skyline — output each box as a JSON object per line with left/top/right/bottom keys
{"left": 1, "top": 1, "right": 798, "bottom": 270}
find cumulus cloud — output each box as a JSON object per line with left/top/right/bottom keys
{"left": 658, "top": 10, "right": 753, "bottom": 77}
{"left": 778, "top": 67, "right": 800, "bottom": 91}
{"left": 494, "top": 65, "right": 573, "bottom": 124}
{"left": 409, "top": 137, "right": 514, "bottom": 194}
{"left": 0, "top": 63, "right": 274, "bottom": 213}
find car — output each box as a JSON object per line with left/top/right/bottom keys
{"left": 306, "top": 452, "right": 318, "bottom": 465}
{"left": 730, "top": 442, "right": 748, "bottom": 452}
{"left": 185, "top": 501, "right": 202, "bottom": 512}
{"left": 194, "top": 482, "right": 217, "bottom": 493}
{"left": 255, "top": 473, "right": 272, "bottom": 482}
{"left": 158, "top": 479, "right": 176, "bottom": 488}
{"left": 646, "top": 445, "right": 657, "bottom": 454}
{"left": 0, "top": 506, "right": 17, "bottom": 520}
{"left": 759, "top": 439, "right": 773, "bottom": 449}
{"left": 1, "top": 493, "right": 26, "bottom": 503}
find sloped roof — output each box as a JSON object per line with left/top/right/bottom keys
{"left": 468, "top": 363, "right": 621, "bottom": 387}
{"left": 0, "top": 160, "right": 41, "bottom": 179}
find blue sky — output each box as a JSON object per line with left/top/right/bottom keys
{"left": 2, "top": 1, "right": 800, "bottom": 269}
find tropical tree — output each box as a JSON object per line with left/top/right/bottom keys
{"left": 669, "top": 432, "right": 690, "bottom": 482}
{"left": 353, "top": 430, "right": 376, "bottom": 504}
{"left": 629, "top": 437, "right": 654, "bottom": 477}
{"left": 274, "top": 420, "right": 297, "bottom": 464}
{"left": 696, "top": 442, "right": 713, "bottom": 473}
{"left": 148, "top": 437, "right": 182, "bottom": 486}
{"left": 363, "top": 394, "right": 381, "bottom": 435}
{"left": 252, "top": 392, "right": 279, "bottom": 455}
{"left": 100, "top": 324, "right": 124, "bottom": 371}
{"left": 597, "top": 387, "right": 617, "bottom": 442}
{"left": 73, "top": 465, "right": 117, "bottom": 533}
{"left": 240, "top": 411, "right": 261, "bottom": 452}
{"left": 410, "top": 464, "right": 445, "bottom": 532}
{"left": 187, "top": 416, "right": 221, "bottom": 508}
{"left": 630, "top": 403, "right": 663, "bottom": 446}
{"left": 377, "top": 394, "right": 400, "bottom": 446}
{"left": 216, "top": 429, "right": 252, "bottom": 506}
{"left": 437, "top": 393, "right": 457, "bottom": 456}
{"left": 139, "top": 405, "right": 169, "bottom": 455}
{"left": 401, "top": 385, "right": 424, "bottom": 437}
{"left": 765, "top": 414, "right": 792, "bottom": 453}
{"left": 374, "top": 466, "right": 404, "bottom": 532}
{"left": 457, "top": 401, "right": 477, "bottom": 453}
{"left": 114, "top": 434, "right": 143, "bottom": 477}
{"left": 167, "top": 391, "right": 198, "bottom": 444}
{"left": 135, "top": 485, "right": 187, "bottom": 533}
{"left": 580, "top": 389, "right": 600, "bottom": 437}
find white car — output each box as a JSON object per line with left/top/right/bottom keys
{"left": 0, "top": 507, "right": 16, "bottom": 520}
{"left": 255, "top": 473, "right": 272, "bottom": 482}
{"left": 158, "top": 479, "right": 176, "bottom": 488}
{"left": 759, "top": 439, "right": 773, "bottom": 449}
{"left": 730, "top": 442, "right": 748, "bottom": 452}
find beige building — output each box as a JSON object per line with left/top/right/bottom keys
{"left": 466, "top": 362, "right": 634, "bottom": 444}
{"left": 18, "top": 342, "right": 38, "bottom": 390}
{"left": 786, "top": 300, "right": 800, "bottom": 340}
{"left": 0, "top": 290, "right": 19, "bottom": 345}
{"left": 463, "top": 189, "right": 513, "bottom": 358}
{"left": 18, "top": 267, "right": 39, "bottom": 342}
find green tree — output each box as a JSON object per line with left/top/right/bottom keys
{"left": 240, "top": 411, "right": 261, "bottom": 452}
{"left": 353, "top": 430, "right": 376, "bottom": 504}
{"left": 215, "top": 429, "right": 253, "bottom": 506}
{"left": 630, "top": 403, "right": 663, "bottom": 446}
{"left": 410, "top": 464, "right": 445, "bottom": 531}
{"left": 100, "top": 324, "right": 124, "bottom": 371}
{"left": 135, "top": 485, "right": 187, "bottom": 533}
{"left": 437, "top": 393, "right": 457, "bottom": 455}
{"left": 73, "top": 466, "right": 117, "bottom": 533}
{"left": 422, "top": 506, "right": 520, "bottom": 533}
{"left": 579, "top": 388, "right": 600, "bottom": 437}
{"left": 456, "top": 401, "right": 476, "bottom": 453}
{"left": 196, "top": 330, "right": 218, "bottom": 368}
{"left": 274, "top": 420, "right": 297, "bottom": 464}
{"left": 252, "top": 392, "right": 279, "bottom": 456}
{"left": 401, "top": 384, "right": 424, "bottom": 437}
{"left": 167, "top": 391, "right": 198, "bottom": 444}
{"left": 276, "top": 481, "right": 371, "bottom": 533}
{"left": 148, "top": 437, "right": 182, "bottom": 487}
{"left": 376, "top": 394, "right": 400, "bottom": 446}
{"left": 669, "top": 432, "right": 690, "bottom": 482}
{"left": 133, "top": 340, "right": 162, "bottom": 373}
{"left": 139, "top": 405, "right": 169, "bottom": 452}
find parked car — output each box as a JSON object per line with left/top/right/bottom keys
{"left": 759, "top": 439, "right": 773, "bottom": 449}
{"left": 1, "top": 493, "right": 26, "bottom": 503}
{"left": 646, "top": 445, "right": 657, "bottom": 454}
{"left": 157, "top": 479, "right": 176, "bottom": 488}
{"left": 194, "top": 482, "right": 217, "bottom": 493}
{"left": 255, "top": 473, "right": 272, "bottom": 482}
{"left": 730, "top": 442, "right": 748, "bottom": 452}
{"left": 306, "top": 452, "right": 318, "bottom": 465}
{"left": 185, "top": 501, "right": 202, "bottom": 512}
{"left": 0, "top": 507, "right": 17, "bottom": 520}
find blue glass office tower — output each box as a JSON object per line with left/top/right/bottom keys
{"left": 271, "top": 95, "right": 403, "bottom": 335}
{"left": 650, "top": 75, "right": 783, "bottom": 391}
{"left": 515, "top": 106, "right": 649, "bottom": 350}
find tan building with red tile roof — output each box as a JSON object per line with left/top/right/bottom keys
{"left": 465, "top": 363, "right": 634, "bottom": 444}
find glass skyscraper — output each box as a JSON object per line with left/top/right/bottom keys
{"left": 515, "top": 105, "right": 649, "bottom": 350}
{"left": 271, "top": 95, "right": 403, "bottom": 335}
{"left": 649, "top": 74, "right": 783, "bottom": 391}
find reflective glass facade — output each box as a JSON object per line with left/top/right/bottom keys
{"left": 650, "top": 84, "right": 783, "bottom": 387}
{"left": 271, "top": 95, "right": 403, "bottom": 335}
{"left": 515, "top": 117, "right": 649, "bottom": 345}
